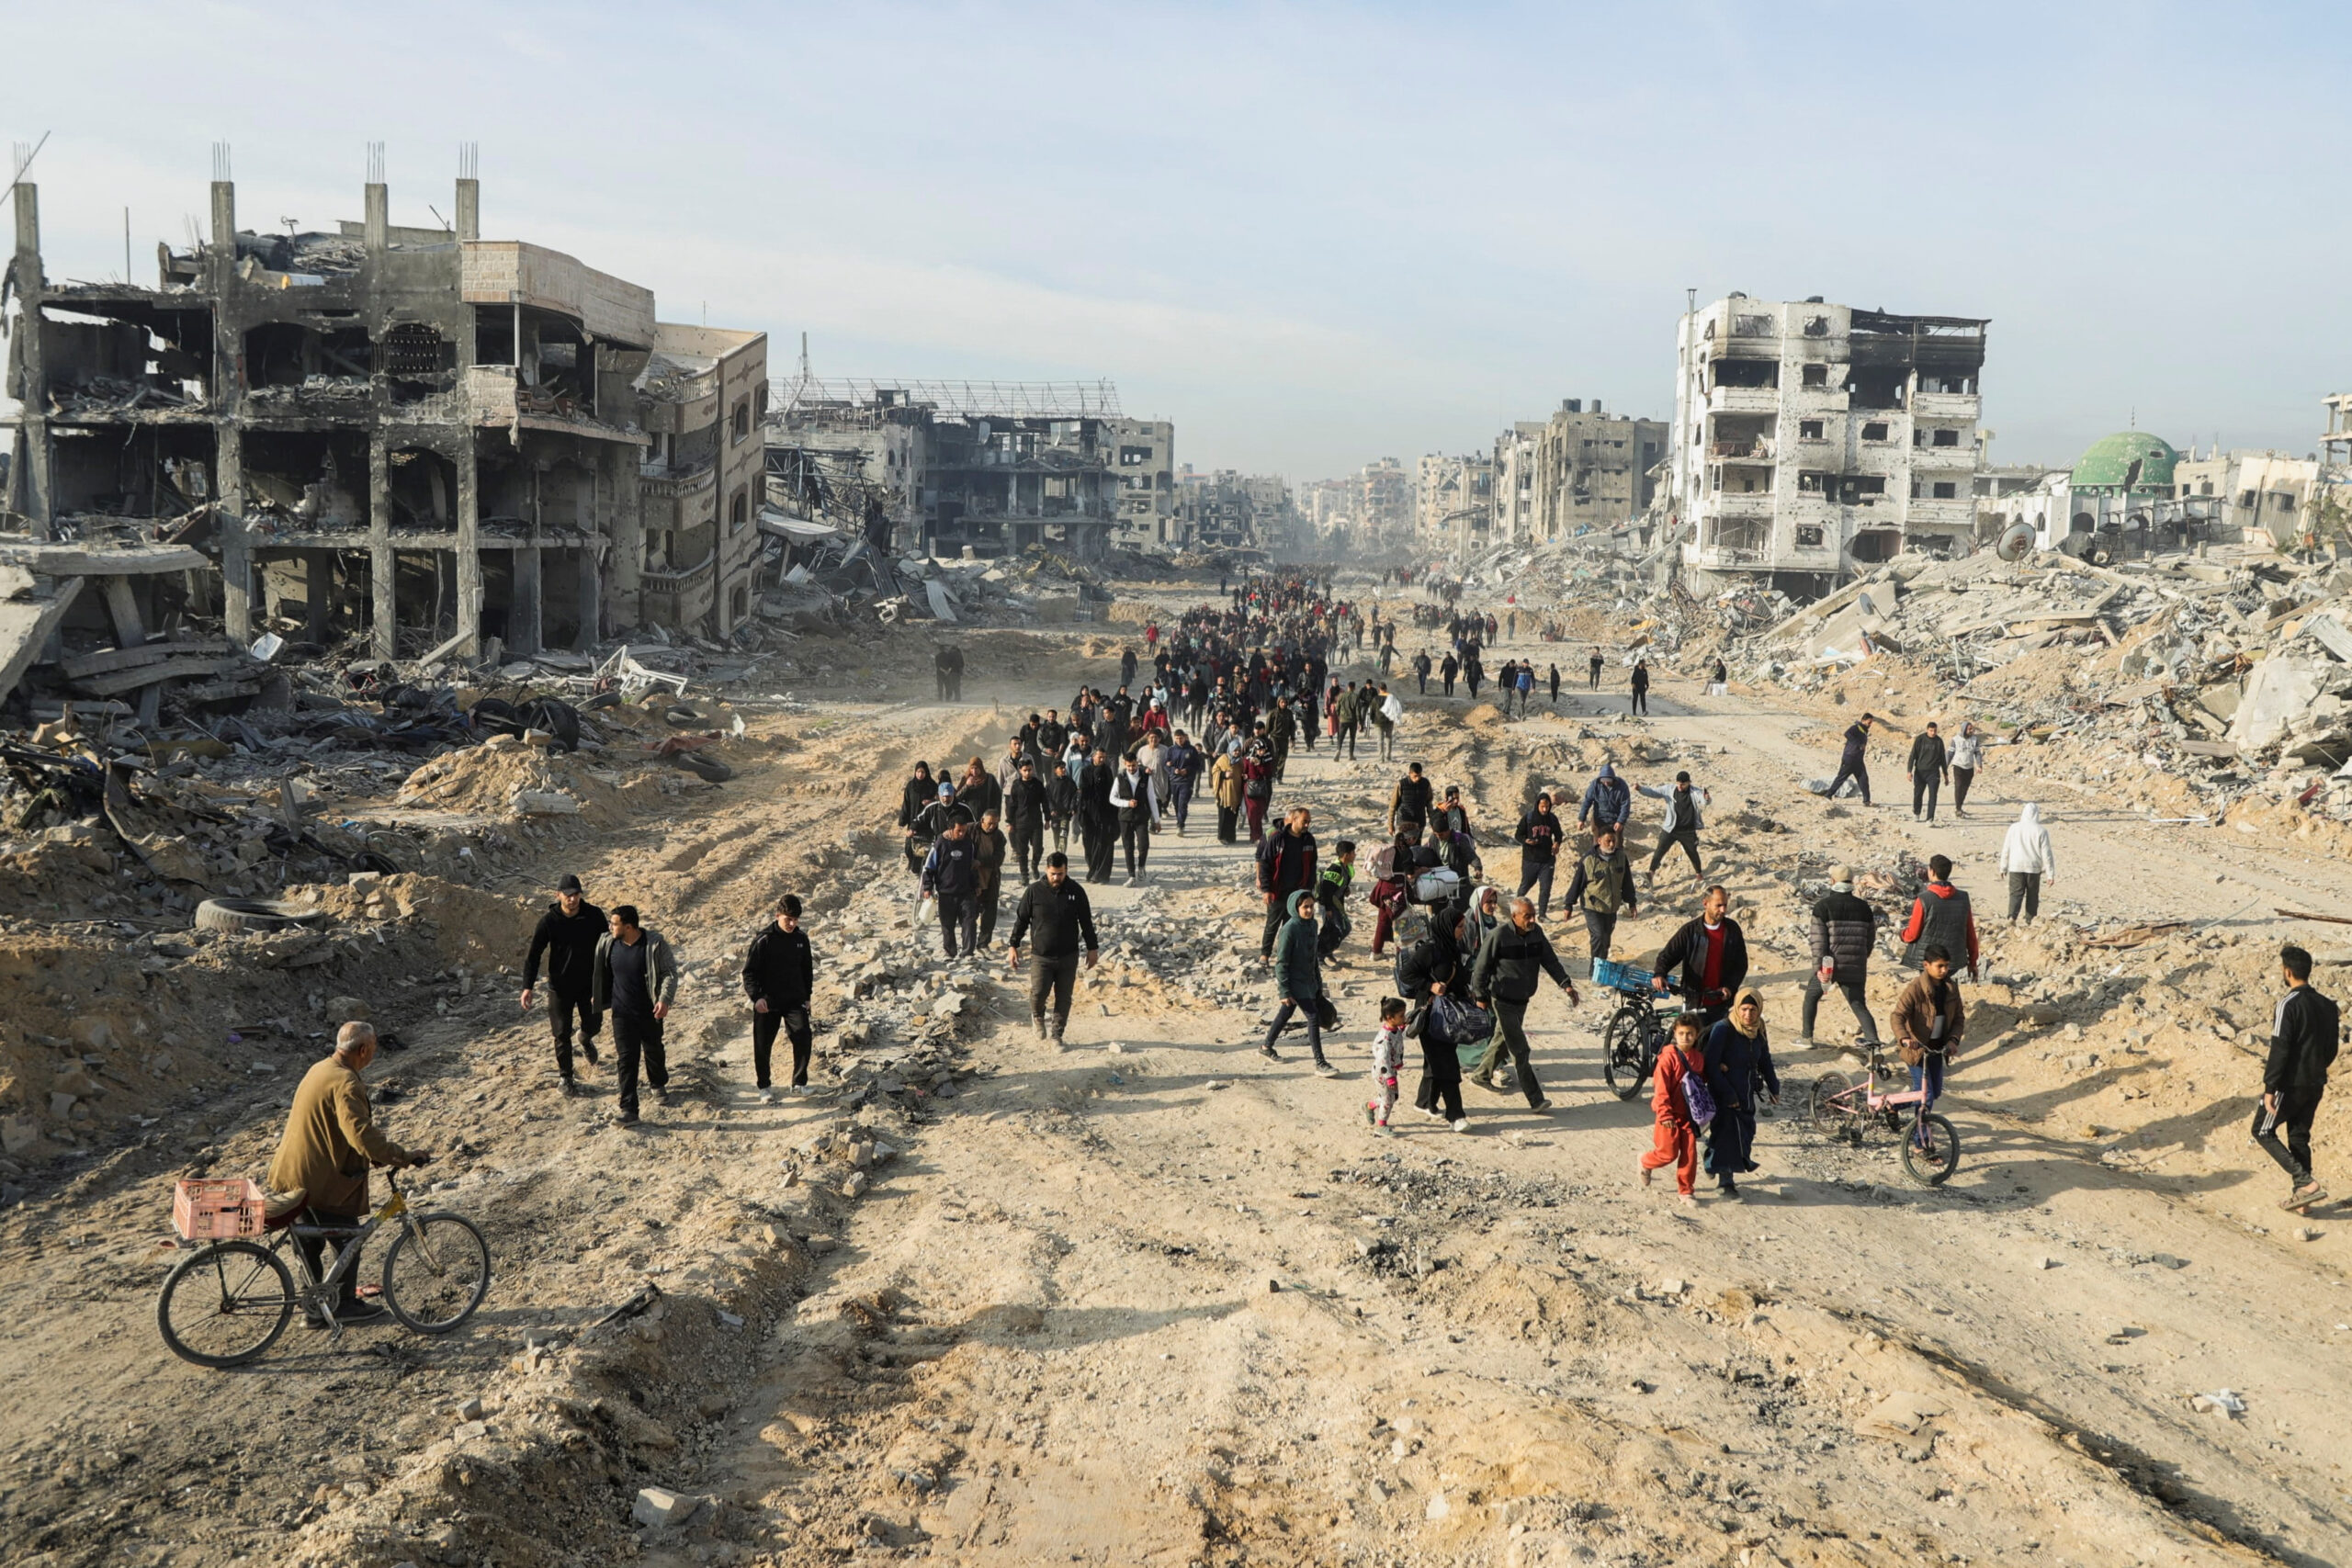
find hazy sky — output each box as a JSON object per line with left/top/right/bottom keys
{"left": 6, "top": 2, "right": 2347, "bottom": 480}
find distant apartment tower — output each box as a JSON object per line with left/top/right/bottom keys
{"left": 1491, "top": 423, "right": 1544, "bottom": 543}
{"left": 1415, "top": 452, "right": 1493, "bottom": 550}
{"left": 1529, "top": 400, "right": 1666, "bottom": 541}
{"left": 1668, "top": 296, "right": 1986, "bottom": 592}
{"left": 1107, "top": 418, "right": 1176, "bottom": 548}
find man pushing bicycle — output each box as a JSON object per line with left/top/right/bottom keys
{"left": 268, "top": 1022, "right": 430, "bottom": 1327}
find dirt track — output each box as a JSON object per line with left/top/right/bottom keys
{"left": 4, "top": 609, "right": 2349, "bottom": 1568}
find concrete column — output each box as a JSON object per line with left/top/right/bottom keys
{"left": 219, "top": 425, "right": 252, "bottom": 639}
{"left": 576, "top": 546, "right": 602, "bottom": 648}
{"left": 511, "top": 545, "right": 543, "bottom": 655}
{"left": 209, "top": 176, "right": 252, "bottom": 637}
{"left": 455, "top": 440, "right": 481, "bottom": 653}
{"left": 9, "top": 183, "right": 54, "bottom": 535}
{"left": 301, "top": 550, "right": 334, "bottom": 640}
{"left": 364, "top": 183, "right": 388, "bottom": 253}
{"left": 369, "top": 436, "right": 396, "bottom": 659}
{"left": 454, "top": 178, "right": 480, "bottom": 242}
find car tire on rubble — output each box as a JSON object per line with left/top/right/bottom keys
{"left": 193, "top": 898, "right": 329, "bottom": 935}
{"left": 671, "top": 750, "right": 732, "bottom": 783}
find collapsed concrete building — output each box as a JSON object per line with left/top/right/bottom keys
{"left": 1668, "top": 295, "right": 1986, "bottom": 594}
{"left": 2, "top": 154, "right": 766, "bottom": 679}
{"left": 762, "top": 378, "right": 1166, "bottom": 561}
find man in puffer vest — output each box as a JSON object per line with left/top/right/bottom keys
{"left": 1899, "top": 854, "right": 1979, "bottom": 980}
{"left": 1801, "top": 863, "right": 1883, "bottom": 1047}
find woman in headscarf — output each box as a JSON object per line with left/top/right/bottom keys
{"left": 1394, "top": 908, "right": 1468, "bottom": 1131}
{"left": 1367, "top": 830, "right": 1418, "bottom": 960}
{"left": 1210, "top": 737, "right": 1246, "bottom": 844}
{"left": 1702, "top": 987, "right": 1779, "bottom": 1200}
{"left": 1456, "top": 884, "right": 1504, "bottom": 958}
{"left": 1996, "top": 801, "right": 2055, "bottom": 921}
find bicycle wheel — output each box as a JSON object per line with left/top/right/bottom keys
{"left": 380, "top": 1212, "right": 492, "bottom": 1333}
{"left": 1901, "top": 1113, "right": 1961, "bottom": 1187}
{"left": 1600, "top": 1010, "right": 1647, "bottom": 1100}
{"left": 157, "top": 1240, "right": 296, "bottom": 1369}
{"left": 1807, "top": 1073, "right": 1854, "bottom": 1127}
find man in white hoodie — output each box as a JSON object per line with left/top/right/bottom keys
{"left": 1997, "top": 803, "right": 2055, "bottom": 920}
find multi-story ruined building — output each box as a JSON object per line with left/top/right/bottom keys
{"left": 1526, "top": 399, "right": 1666, "bottom": 542}
{"left": 762, "top": 379, "right": 1151, "bottom": 560}
{"left": 1667, "top": 295, "right": 1986, "bottom": 593}
{"left": 2, "top": 157, "right": 764, "bottom": 655}
{"left": 1174, "top": 467, "right": 1290, "bottom": 551}
{"left": 1415, "top": 452, "right": 1493, "bottom": 551}
{"left": 1489, "top": 423, "right": 1543, "bottom": 545}
{"left": 1106, "top": 417, "right": 1176, "bottom": 550}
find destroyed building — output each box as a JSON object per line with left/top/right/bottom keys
{"left": 1, "top": 155, "right": 767, "bottom": 668}
{"left": 1173, "top": 466, "right": 1285, "bottom": 552}
{"left": 1524, "top": 399, "right": 1667, "bottom": 543}
{"left": 762, "top": 378, "right": 1164, "bottom": 561}
{"left": 1667, "top": 295, "right": 1988, "bottom": 594}
{"left": 1415, "top": 451, "right": 1494, "bottom": 552}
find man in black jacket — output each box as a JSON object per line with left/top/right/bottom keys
{"left": 1467, "top": 897, "right": 1580, "bottom": 1110}
{"left": 1005, "top": 759, "right": 1048, "bottom": 883}
{"left": 1907, "top": 721, "right": 1951, "bottom": 821}
{"left": 1008, "top": 852, "right": 1100, "bottom": 1044}
{"left": 1512, "top": 793, "right": 1565, "bottom": 918}
{"left": 1653, "top": 886, "right": 1748, "bottom": 1032}
{"left": 519, "top": 874, "right": 606, "bottom": 1092}
{"left": 2260, "top": 944, "right": 2340, "bottom": 1212}
{"left": 1800, "top": 863, "right": 1882, "bottom": 1047}
{"left": 921, "top": 818, "right": 982, "bottom": 959}
{"left": 1045, "top": 760, "right": 1080, "bottom": 857}
{"left": 1390, "top": 761, "right": 1433, "bottom": 835}
{"left": 1828, "top": 714, "right": 1874, "bottom": 806}
{"left": 1258, "top": 807, "right": 1318, "bottom": 960}
{"left": 741, "top": 895, "right": 817, "bottom": 1101}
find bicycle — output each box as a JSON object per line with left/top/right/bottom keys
{"left": 157, "top": 1167, "right": 491, "bottom": 1369}
{"left": 1804, "top": 1047, "right": 1960, "bottom": 1186}
{"left": 1591, "top": 959, "right": 1681, "bottom": 1100}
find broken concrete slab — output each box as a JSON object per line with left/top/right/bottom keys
{"left": 2227, "top": 654, "right": 2325, "bottom": 752}
{"left": 0, "top": 580, "right": 86, "bottom": 703}
{"left": 0, "top": 543, "right": 209, "bottom": 577}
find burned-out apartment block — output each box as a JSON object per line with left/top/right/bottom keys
{"left": 2, "top": 154, "right": 765, "bottom": 666}
{"left": 1668, "top": 295, "right": 1986, "bottom": 593}
{"left": 763, "top": 378, "right": 1160, "bottom": 561}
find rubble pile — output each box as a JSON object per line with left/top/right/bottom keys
{"left": 882, "top": 545, "right": 1111, "bottom": 627}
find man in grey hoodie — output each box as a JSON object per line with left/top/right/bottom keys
{"left": 591, "top": 905, "right": 681, "bottom": 1126}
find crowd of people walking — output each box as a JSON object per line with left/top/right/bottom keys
{"left": 490, "top": 570, "right": 2332, "bottom": 1222}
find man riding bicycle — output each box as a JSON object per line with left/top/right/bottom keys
{"left": 267, "top": 1022, "right": 428, "bottom": 1327}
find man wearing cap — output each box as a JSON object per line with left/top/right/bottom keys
{"left": 742, "top": 895, "right": 817, "bottom": 1101}
{"left": 1800, "top": 864, "right": 1883, "bottom": 1049}
{"left": 519, "top": 874, "right": 607, "bottom": 1094}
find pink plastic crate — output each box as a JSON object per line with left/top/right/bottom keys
{"left": 173, "top": 1178, "right": 266, "bottom": 1241}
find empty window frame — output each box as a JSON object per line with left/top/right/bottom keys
{"left": 1801, "top": 364, "right": 1829, "bottom": 389}
{"left": 1798, "top": 419, "right": 1825, "bottom": 440}
{"left": 1861, "top": 422, "right": 1890, "bottom": 443}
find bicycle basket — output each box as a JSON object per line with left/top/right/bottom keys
{"left": 173, "top": 1178, "right": 267, "bottom": 1241}
{"left": 1589, "top": 958, "right": 1655, "bottom": 994}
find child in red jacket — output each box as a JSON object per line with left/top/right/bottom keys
{"left": 1640, "top": 1014, "right": 1711, "bottom": 1204}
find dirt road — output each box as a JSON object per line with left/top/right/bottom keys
{"left": 5, "top": 617, "right": 2348, "bottom": 1568}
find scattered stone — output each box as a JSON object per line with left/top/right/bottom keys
{"left": 455, "top": 1396, "right": 484, "bottom": 1421}
{"left": 633, "top": 1486, "right": 705, "bottom": 1529}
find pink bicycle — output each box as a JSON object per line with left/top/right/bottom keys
{"left": 1806, "top": 1047, "right": 1960, "bottom": 1187}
